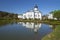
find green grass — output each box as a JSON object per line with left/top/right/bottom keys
{"left": 0, "top": 19, "right": 16, "bottom": 26}
{"left": 42, "top": 25, "right": 60, "bottom": 40}
{"left": 16, "top": 19, "right": 60, "bottom": 25}
{"left": 42, "top": 20, "right": 60, "bottom": 25}
{"left": 0, "top": 19, "right": 60, "bottom": 26}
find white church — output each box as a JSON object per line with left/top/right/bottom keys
{"left": 18, "top": 5, "right": 42, "bottom": 20}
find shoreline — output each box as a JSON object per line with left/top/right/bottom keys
{"left": 0, "top": 19, "right": 60, "bottom": 25}
{"left": 16, "top": 19, "right": 60, "bottom": 25}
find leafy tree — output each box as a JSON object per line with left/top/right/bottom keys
{"left": 50, "top": 10, "right": 60, "bottom": 20}
{"left": 0, "top": 11, "right": 18, "bottom": 20}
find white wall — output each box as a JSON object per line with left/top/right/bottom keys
{"left": 18, "top": 15, "right": 23, "bottom": 18}
{"left": 18, "top": 5, "right": 42, "bottom": 20}
{"left": 48, "top": 14, "right": 53, "bottom": 19}
{"left": 23, "top": 14, "right": 26, "bottom": 19}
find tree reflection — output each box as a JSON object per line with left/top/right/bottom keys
{"left": 42, "top": 25, "right": 60, "bottom": 40}
{"left": 49, "top": 24, "right": 57, "bottom": 29}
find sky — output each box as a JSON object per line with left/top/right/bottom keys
{"left": 0, "top": 0, "right": 60, "bottom": 15}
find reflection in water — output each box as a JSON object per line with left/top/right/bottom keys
{"left": 49, "top": 24, "right": 56, "bottom": 29}
{"left": 0, "top": 22, "right": 55, "bottom": 40}
{"left": 18, "top": 22, "right": 42, "bottom": 40}
{"left": 18, "top": 22, "right": 41, "bottom": 32}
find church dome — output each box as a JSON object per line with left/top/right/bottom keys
{"left": 34, "top": 4, "right": 38, "bottom": 8}
{"left": 34, "top": 4, "right": 38, "bottom": 11}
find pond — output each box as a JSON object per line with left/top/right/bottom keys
{"left": 0, "top": 22, "right": 56, "bottom": 40}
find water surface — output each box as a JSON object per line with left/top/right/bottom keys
{"left": 0, "top": 22, "right": 54, "bottom": 40}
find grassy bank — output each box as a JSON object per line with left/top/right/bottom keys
{"left": 16, "top": 19, "right": 60, "bottom": 25}
{"left": 0, "top": 19, "right": 60, "bottom": 26}
{"left": 42, "top": 20, "right": 60, "bottom": 25}
{"left": 0, "top": 19, "right": 17, "bottom": 26}
{"left": 42, "top": 25, "right": 60, "bottom": 40}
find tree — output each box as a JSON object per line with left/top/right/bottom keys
{"left": 50, "top": 10, "right": 60, "bottom": 20}
{"left": 0, "top": 11, "right": 18, "bottom": 20}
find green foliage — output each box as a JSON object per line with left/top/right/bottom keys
{"left": 0, "top": 11, "right": 18, "bottom": 20}
{"left": 42, "top": 25, "right": 60, "bottom": 40}
{"left": 53, "top": 10, "right": 60, "bottom": 18}
{"left": 50, "top": 10, "right": 60, "bottom": 20}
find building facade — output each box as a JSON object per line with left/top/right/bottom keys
{"left": 48, "top": 13, "right": 58, "bottom": 20}
{"left": 48, "top": 13, "right": 53, "bottom": 19}
{"left": 18, "top": 5, "right": 42, "bottom": 20}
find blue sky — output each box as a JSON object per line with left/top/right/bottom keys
{"left": 0, "top": 0, "right": 60, "bottom": 15}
